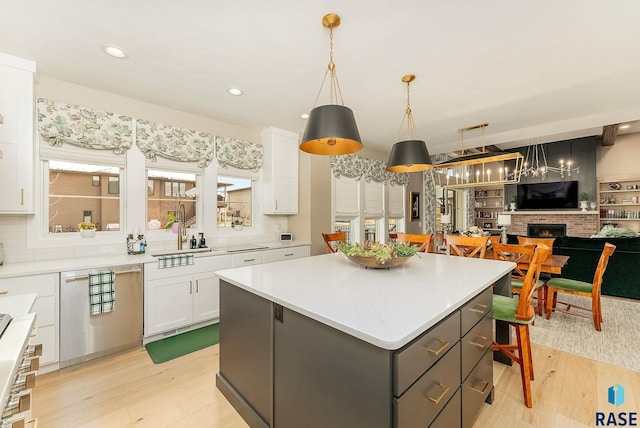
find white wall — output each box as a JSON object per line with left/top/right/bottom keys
{"left": 596, "top": 132, "right": 640, "bottom": 180}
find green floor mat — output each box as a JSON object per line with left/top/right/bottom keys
{"left": 145, "top": 323, "right": 219, "bottom": 364}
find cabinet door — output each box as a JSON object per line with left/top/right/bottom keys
{"left": 193, "top": 271, "right": 220, "bottom": 322}
{"left": 145, "top": 276, "right": 193, "bottom": 335}
{"left": 0, "top": 59, "right": 34, "bottom": 213}
{"left": 0, "top": 274, "right": 58, "bottom": 367}
{"left": 261, "top": 127, "right": 299, "bottom": 214}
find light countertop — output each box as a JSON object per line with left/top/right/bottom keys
{"left": 216, "top": 252, "right": 514, "bottom": 350}
{"left": 0, "top": 241, "right": 310, "bottom": 280}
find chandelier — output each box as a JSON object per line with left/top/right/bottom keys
{"left": 433, "top": 123, "right": 524, "bottom": 189}
{"left": 516, "top": 143, "right": 579, "bottom": 180}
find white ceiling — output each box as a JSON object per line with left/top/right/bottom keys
{"left": 2, "top": 1, "right": 640, "bottom": 156}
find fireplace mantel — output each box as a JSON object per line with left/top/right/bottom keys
{"left": 503, "top": 211, "right": 599, "bottom": 237}
{"left": 506, "top": 211, "right": 599, "bottom": 216}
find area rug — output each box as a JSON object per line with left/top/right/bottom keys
{"left": 145, "top": 324, "right": 219, "bottom": 364}
{"left": 529, "top": 295, "right": 640, "bottom": 372}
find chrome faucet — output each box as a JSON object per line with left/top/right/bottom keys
{"left": 177, "top": 203, "right": 186, "bottom": 250}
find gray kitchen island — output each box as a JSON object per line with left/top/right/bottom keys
{"left": 215, "top": 252, "right": 514, "bottom": 428}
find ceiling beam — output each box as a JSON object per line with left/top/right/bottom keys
{"left": 600, "top": 124, "right": 619, "bottom": 146}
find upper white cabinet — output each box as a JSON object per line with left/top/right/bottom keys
{"left": 261, "top": 127, "right": 299, "bottom": 214}
{"left": 0, "top": 53, "right": 35, "bottom": 214}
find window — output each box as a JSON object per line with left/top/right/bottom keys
{"left": 47, "top": 160, "right": 121, "bottom": 234}
{"left": 217, "top": 175, "right": 253, "bottom": 228}
{"left": 147, "top": 170, "right": 198, "bottom": 232}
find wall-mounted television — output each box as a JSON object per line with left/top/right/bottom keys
{"left": 516, "top": 180, "right": 578, "bottom": 210}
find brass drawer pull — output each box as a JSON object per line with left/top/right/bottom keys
{"left": 0, "top": 290, "right": 8, "bottom": 295}
{"left": 468, "top": 335, "right": 489, "bottom": 349}
{"left": 470, "top": 379, "right": 490, "bottom": 394}
{"left": 423, "top": 339, "right": 449, "bottom": 356}
{"left": 468, "top": 303, "right": 488, "bottom": 314}
{"left": 425, "top": 382, "right": 450, "bottom": 404}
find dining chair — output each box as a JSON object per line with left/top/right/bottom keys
{"left": 321, "top": 231, "right": 347, "bottom": 254}
{"left": 492, "top": 244, "right": 551, "bottom": 408}
{"left": 517, "top": 236, "right": 556, "bottom": 250}
{"left": 492, "top": 242, "right": 546, "bottom": 315}
{"left": 395, "top": 233, "right": 432, "bottom": 253}
{"left": 388, "top": 233, "right": 398, "bottom": 242}
{"left": 445, "top": 234, "right": 489, "bottom": 258}
{"left": 545, "top": 242, "right": 616, "bottom": 331}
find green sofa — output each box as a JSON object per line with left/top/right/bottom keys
{"left": 547, "top": 236, "right": 639, "bottom": 300}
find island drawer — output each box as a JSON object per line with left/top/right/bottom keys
{"left": 429, "top": 388, "right": 461, "bottom": 428}
{"left": 394, "top": 311, "right": 460, "bottom": 396}
{"left": 394, "top": 342, "right": 460, "bottom": 428}
{"left": 462, "top": 348, "right": 493, "bottom": 428}
{"left": 461, "top": 312, "right": 492, "bottom": 381}
{"left": 460, "top": 287, "right": 492, "bottom": 336}
{"left": 262, "top": 246, "right": 310, "bottom": 264}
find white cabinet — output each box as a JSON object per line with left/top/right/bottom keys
{"left": 262, "top": 246, "right": 310, "bottom": 264}
{"left": 261, "top": 127, "right": 299, "bottom": 214}
{"left": 144, "top": 255, "right": 232, "bottom": 337}
{"left": 0, "top": 53, "right": 35, "bottom": 214}
{"left": 231, "top": 251, "right": 263, "bottom": 267}
{"left": 0, "top": 273, "right": 58, "bottom": 369}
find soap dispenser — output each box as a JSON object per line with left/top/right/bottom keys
{"left": 190, "top": 235, "right": 197, "bottom": 249}
{"left": 198, "top": 232, "right": 206, "bottom": 248}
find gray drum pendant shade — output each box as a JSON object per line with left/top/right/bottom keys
{"left": 386, "top": 74, "right": 432, "bottom": 172}
{"left": 386, "top": 139, "right": 432, "bottom": 172}
{"left": 299, "top": 105, "right": 363, "bottom": 156}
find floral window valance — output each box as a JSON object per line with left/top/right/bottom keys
{"left": 215, "top": 136, "right": 263, "bottom": 172}
{"left": 331, "top": 154, "right": 409, "bottom": 185}
{"left": 330, "top": 154, "right": 366, "bottom": 180}
{"left": 365, "top": 159, "right": 389, "bottom": 183}
{"left": 37, "top": 98, "right": 133, "bottom": 155}
{"left": 135, "top": 119, "right": 216, "bottom": 168}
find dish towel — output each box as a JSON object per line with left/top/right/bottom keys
{"left": 157, "top": 253, "right": 194, "bottom": 269}
{"left": 88, "top": 271, "right": 116, "bottom": 315}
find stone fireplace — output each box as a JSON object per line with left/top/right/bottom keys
{"left": 506, "top": 211, "right": 599, "bottom": 237}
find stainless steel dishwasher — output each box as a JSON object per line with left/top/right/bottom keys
{"left": 60, "top": 264, "right": 143, "bottom": 368}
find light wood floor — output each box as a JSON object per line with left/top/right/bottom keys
{"left": 32, "top": 342, "right": 639, "bottom": 428}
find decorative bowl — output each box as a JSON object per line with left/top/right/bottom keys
{"left": 343, "top": 254, "right": 412, "bottom": 269}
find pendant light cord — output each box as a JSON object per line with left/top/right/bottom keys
{"left": 311, "top": 26, "right": 346, "bottom": 108}
{"left": 395, "top": 79, "right": 417, "bottom": 141}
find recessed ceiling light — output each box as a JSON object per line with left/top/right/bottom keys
{"left": 102, "top": 44, "right": 128, "bottom": 59}
{"left": 227, "top": 88, "right": 243, "bottom": 96}
{"left": 300, "top": 113, "right": 309, "bottom": 119}
{"left": 619, "top": 124, "right": 631, "bottom": 129}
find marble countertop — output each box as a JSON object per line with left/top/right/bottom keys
{"left": 0, "top": 241, "right": 310, "bottom": 280}
{"left": 216, "top": 252, "right": 514, "bottom": 350}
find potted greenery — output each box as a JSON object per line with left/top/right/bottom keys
{"left": 509, "top": 195, "right": 517, "bottom": 212}
{"left": 579, "top": 192, "right": 589, "bottom": 211}
{"left": 78, "top": 222, "right": 96, "bottom": 238}
{"left": 231, "top": 218, "right": 244, "bottom": 231}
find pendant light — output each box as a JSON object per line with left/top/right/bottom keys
{"left": 386, "top": 74, "right": 432, "bottom": 172}
{"left": 299, "top": 13, "right": 363, "bottom": 156}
